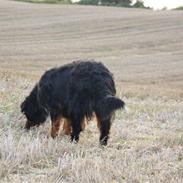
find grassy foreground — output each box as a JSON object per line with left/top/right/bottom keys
{"left": 0, "top": 72, "right": 183, "bottom": 182}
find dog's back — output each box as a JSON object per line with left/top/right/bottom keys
{"left": 38, "top": 61, "right": 124, "bottom": 118}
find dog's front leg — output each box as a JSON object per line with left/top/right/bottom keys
{"left": 70, "top": 116, "right": 84, "bottom": 143}
{"left": 51, "top": 116, "right": 61, "bottom": 138}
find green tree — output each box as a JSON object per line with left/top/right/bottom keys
{"left": 102, "top": 0, "right": 132, "bottom": 6}
{"left": 78, "top": 0, "right": 132, "bottom": 6}
{"left": 78, "top": 0, "right": 99, "bottom": 5}
{"left": 132, "top": 0, "right": 149, "bottom": 9}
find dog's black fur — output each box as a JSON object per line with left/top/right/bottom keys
{"left": 21, "top": 60, "right": 125, "bottom": 145}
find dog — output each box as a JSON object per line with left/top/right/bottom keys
{"left": 21, "top": 60, "right": 125, "bottom": 145}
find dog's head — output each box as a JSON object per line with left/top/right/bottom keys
{"left": 21, "top": 85, "right": 48, "bottom": 129}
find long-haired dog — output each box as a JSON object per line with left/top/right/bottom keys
{"left": 21, "top": 60, "right": 125, "bottom": 145}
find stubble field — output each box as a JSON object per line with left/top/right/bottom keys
{"left": 0, "top": 0, "right": 183, "bottom": 182}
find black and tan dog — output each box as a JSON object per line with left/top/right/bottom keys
{"left": 21, "top": 60, "right": 125, "bottom": 145}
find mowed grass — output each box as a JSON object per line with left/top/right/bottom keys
{"left": 0, "top": 72, "right": 183, "bottom": 182}
{"left": 0, "top": 0, "right": 183, "bottom": 182}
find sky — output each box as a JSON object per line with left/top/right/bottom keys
{"left": 72, "top": 0, "right": 183, "bottom": 10}
{"left": 141, "top": 0, "right": 183, "bottom": 10}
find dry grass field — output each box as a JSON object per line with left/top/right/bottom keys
{"left": 0, "top": 0, "right": 183, "bottom": 182}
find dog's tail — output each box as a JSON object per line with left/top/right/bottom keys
{"left": 96, "top": 95, "right": 125, "bottom": 119}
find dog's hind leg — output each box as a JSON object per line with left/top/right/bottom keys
{"left": 51, "top": 116, "right": 62, "bottom": 138}
{"left": 96, "top": 115, "right": 112, "bottom": 146}
{"left": 95, "top": 96, "right": 125, "bottom": 145}
{"left": 81, "top": 117, "right": 86, "bottom": 131}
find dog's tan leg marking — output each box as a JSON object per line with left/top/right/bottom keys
{"left": 51, "top": 117, "right": 61, "bottom": 138}
{"left": 96, "top": 116, "right": 102, "bottom": 130}
{"left": 81, "top": 117, "right": 86, "bottom": 131}
{"left": 63, "top": 119, "right": 72, "bottom": 135}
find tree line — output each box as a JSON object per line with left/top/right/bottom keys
{"left": 77, "top": 0, "right": 149, "bottom": 8}
{"left": 16, "top": 0, "right": 150, "bottom": 9}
